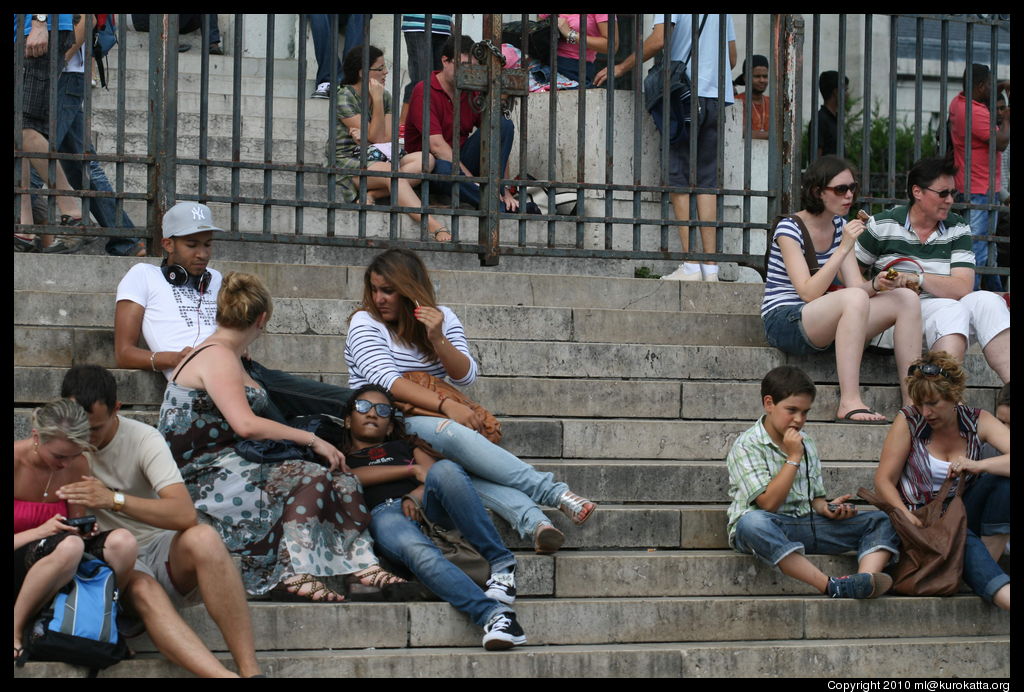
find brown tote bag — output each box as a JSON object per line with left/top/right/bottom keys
{"left": 857, "top": 474, "right": 967, "bottom": 596}
{"left": 394, "top": 371, "right": 503, "bottom": 445}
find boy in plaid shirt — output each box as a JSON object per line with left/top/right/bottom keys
{"left": 726, "top": 366, "right": 899, "bottom": 598}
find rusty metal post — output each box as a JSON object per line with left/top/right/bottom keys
{"left": 772, "top": 14, "right": 804, "bottom": 220}
{"left": 477, "top": 14, "right": 504, "bottom": 266}
{"left": 147, "top": 15, "right": 171, "bottom": 249}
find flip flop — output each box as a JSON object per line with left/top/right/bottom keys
{"left": 836, "top": 408, "right": 889, "bottom": 425}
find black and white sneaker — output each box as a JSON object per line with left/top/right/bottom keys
{"left": 484, "top": 570, "right": 517, "bottom": 605}
{"left": 482, "top": 611, "right": 527, "bottom": 650}
{"left": 311, "top": 82, "right": 331, "bottom": 99}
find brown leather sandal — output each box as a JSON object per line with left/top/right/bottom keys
{"left": 271, "top": 574, "right": 345, "bottom": 603}
{"left": 352, "top": 565, "right": 407, "bottom": 588}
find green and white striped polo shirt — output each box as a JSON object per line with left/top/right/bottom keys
{"left": 855, "top": 205, "right": 974, "bottom": 300}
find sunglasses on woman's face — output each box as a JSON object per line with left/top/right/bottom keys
{"left": 923, "top": 186, "right": 957, "bottom": 199}
{"left": 824, "top": 182, "right": 858, "bottom": 196}
{"left": 353, "top": 399, "right": 394, "bottom": 418}
{"left": 908, "top": 363, "right": 950, "bottom": 378}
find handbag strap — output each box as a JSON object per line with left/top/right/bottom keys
{"left": 768, "top": 215, "right": 821, "bottom": 278}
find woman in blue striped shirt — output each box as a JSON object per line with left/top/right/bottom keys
{"left": 345, "top": 248, "right": 596, "bottom": 554}
{"left": 761, "top": 156, "right": 921, "bottom": 423}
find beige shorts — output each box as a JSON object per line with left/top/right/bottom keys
{"left": 132, "top": 530, "right": 202, "bottom": 608}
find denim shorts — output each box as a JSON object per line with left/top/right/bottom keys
{"left": 733, "top": 509, "right": 899, "bottom": 567}
{"left": 763, "top": 304, "right": 833, "bottom": 356}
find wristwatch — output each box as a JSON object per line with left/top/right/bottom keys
{"left": 111, "top": 491, "right": 126, "bottom": 512}
{"left": 32, "top": 14, "right": 48, "bottom": 23}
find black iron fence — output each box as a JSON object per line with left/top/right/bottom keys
{"left": 13, "top": 13, "right": 1009, "bottom": 284}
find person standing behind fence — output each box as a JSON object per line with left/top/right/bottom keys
{"left": 734, "top": 54, "right": 769, "bottom": 141}
{"left": 948, "top": 64, "right": 1010, "bottom": 292}
{"left": 595, "top": 14, "right": 737, "bottom": 282}
{"left": 536, "top": 13, "right": 614, "bottom": 88}
{"left": 330, "top": 45, "right": 450, "bottom": 242}
{"left": 15, "top": 13, "right": 86, "bottom": 253}
{"left": 814, "top": 70, "right": 848, "bottom": 158}
{"left": 398, "top": 14, "right": 452, "bottom": 126}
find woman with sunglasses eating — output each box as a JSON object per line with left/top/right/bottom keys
{"left": 158, "top": 271, "right": 405, "bottom": 602}
{"left": 345, "top": 248, "right": 597, "bottom": 555}
{"left": 761, "top": 155, "right": 922, "bottom": 423}
{"left": 873, "top": 351, "right": 1010, "bottom": 609}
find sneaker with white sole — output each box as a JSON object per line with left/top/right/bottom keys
{"left": 558, "top": 491, "right": 596, "bottom": 526}
{"left": 826, "top": 572, "right": 892, "bottom": 599}
{"left": 311, "top": 82, "right": 331, "bottom": 99}
{"left": 661, "top": 264, "right": 703, "bottom": 281}
{"left": 482, "top": 611, "right": 527, "bottom": 650}
{"left": 484, "top": 570, "right": 517, "bottom": 605}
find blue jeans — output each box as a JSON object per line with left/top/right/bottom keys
{"left": 369, "top": 460, "right": 514, "bottom": 626}
{"left": 555, "top": 55, "right": 596, "bottom": 87}
{"left": 243, "top": 358, "right": 354, "bottom": 424}
{"left": 431, "top": 117, "right": 515, "bottom": 210}
{"left": 960, "top": 474, "right": 1010, "bottom": 602}
{"left": 733, "top": 509, "right": 899, "bottom": 567}
{"left": 965, "top": 193, "right": 1002, "bottom": 292}
{"left": 307, "top": 14, "right": 343, "bottom": 86}
{"left": 403, "top": 415, "right": 568, "bottom": 539}
{"left": 28, "top": 71, "right": 139, "bottom": 255}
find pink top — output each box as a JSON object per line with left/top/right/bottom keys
{"left": 949, "top": 91, "right": 1001, "bottom": 195}
{"left": 538, "top": 14, "right": 609, "bottom": 63}
{"left": 14, "top": 498, "right": 68, "bottom": 535}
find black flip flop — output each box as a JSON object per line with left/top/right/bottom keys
{"left": 836, "top": 408, "right": 889, "bottom": 425}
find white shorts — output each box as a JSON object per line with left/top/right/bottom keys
{"left": 921, "top": 292, "right": 1010, "bottom": 350}
{"left": 133, "top": 529, "right": 202, "bottom": 608}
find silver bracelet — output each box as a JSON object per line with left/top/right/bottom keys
{"left": 150, "top": 352, "right": 159, "bottom": 371}
{"left": 306, "top": 433, "right": 317, "bottom": 448}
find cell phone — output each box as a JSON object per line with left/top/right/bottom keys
{"left": 827, "top": 502, "right": 853, "bottom": 512}
{"left": 64, "top": 515, "right": 97, "bottom": 534}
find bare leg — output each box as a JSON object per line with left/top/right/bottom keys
{"left": 167, "top": 524, "right": 261, "bottom": 678}
{"left": 932, "top": 333, "right": 968, "bottom": 362}
{"left": 777, "top": 552, "right": 830, "bottom": 593}
{"left": 13, "top": 536, "right": 84, "bottom": 655}
{"left": 363, "top": 162, "right": 448, "bottom": 240}
{"left": 802, "top": 289, "right": 886, "bottom": 422}
{"left": 695, "top": 193, "right": 718, "bottom": 266}
{"left": 857, "top": 549, "right": 893, "bottom": 575}
{"left": 865, "top": 288, "right": 922, "bottom": 406}
{"left": 98, "top": 528, "right": 139, "bottom": 590}
{"left": 22, "top": 128, "right": 81, "bottom": 218}
{"left": 983, "top": 534, "right": 1010, "bottom": 563}
{"left": 992, "top": 584, "right": 1010, "bottom": 611}
{"left": 669, "top": 192, "right": 692, "bottom": 253}
{"left": 982, "top": 330, "right": 1010, "bottom": 383}
{"left": 123, "top": 570, "right": 239, "bottom": 678}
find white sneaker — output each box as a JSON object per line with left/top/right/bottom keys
{"left": 701, "top": 266, "right": 719, "bottom": 282}
{"left": 484, "top": 570, "right": 517, "bottom": 605}
{"left": 661, "top": 265, "right": 702, "bottom": 281}
{"left": 311, "top": 82, "right": 331, "bottom": 99}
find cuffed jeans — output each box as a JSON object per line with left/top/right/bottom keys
{"left": 733, "top": 509, "right": 899, "bottom": 567}
{"left": 430, "top": 117, "right": 515, "bottom": 210}
{"left": 369, "top": 460, "right": 514, "bottom": 626}
{"left": 242, "top": 358, "right": 354, "bottom": 424}
{"left": 28, "top": 71, "right": 139, "bottom": 255}
{"left": 403, "top": 415, "right": 568, "bottom": 539}
{"left": 960, "top": 474, "right": 1010, "bottom": 603}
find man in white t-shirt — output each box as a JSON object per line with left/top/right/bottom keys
{"left": 57, "top": 364, "right": 262, "bottom": 678}
{"left": 595, "top": 14, "right": 736, "bottom": 283}
{"left": 114, "top": 200, "right": 354, "bottom": 421}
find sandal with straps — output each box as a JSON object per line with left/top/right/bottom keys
{"left": 270, "top": 574, "right": 345, "bottom": 603}
{"left": 351, "top": 565, "right": 407, "bottom": 589}
{"left": 430, "top": 226, "right": 451, "bottom": 242}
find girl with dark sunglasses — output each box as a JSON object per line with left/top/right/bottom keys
{"left": 339, "top": 384, "right": 528, "bottom": 650}
{"left": 761, "top": 155, "right": 923, "bottom": 423}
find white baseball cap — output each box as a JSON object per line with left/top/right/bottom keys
{"left": 162, "top": 201, "right": 223, "bottom": 238}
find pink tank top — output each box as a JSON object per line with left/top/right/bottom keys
{"left": 14, "top": 498, "right": 69, "bottom": 534}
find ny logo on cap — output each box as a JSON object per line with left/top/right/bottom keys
{"left": 191, "top": 205, "right": 207, "bottom": 221}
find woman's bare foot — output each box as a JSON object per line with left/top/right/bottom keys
{"left": 835, "top": 405, "right": 888, "bottom": 424}
{"left": 352, "top": 565, "right": 406, "bottom": 588}
{"left": 430, "top": 226, "right": 451, "bottom": 242}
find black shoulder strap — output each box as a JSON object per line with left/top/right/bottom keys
{"left": 170, "top": 344, "right": 220, "bottom": 384}
{"left": 767, "top": 215, "right": 821, "bottom": 277}
{"left": 683, "top": 14, "right": 710, "bottom": 66}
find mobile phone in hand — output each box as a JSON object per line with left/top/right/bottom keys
{"left": 64, "top": 515, "right": 97, "bottom": 534}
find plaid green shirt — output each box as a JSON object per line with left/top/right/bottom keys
{"left": 332, "top": 84, "right": 393, "bottom": 162}
{"left": 725, "top": 417, "right": 826, "bottom": 546}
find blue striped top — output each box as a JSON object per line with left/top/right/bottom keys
{"left": 345, "top": 306, "right": 477, "bottom": 391}
{"left": 760, "top": 215, "right": 843, "bottom": 318}
{"left": 401, "top": 14, "right": 454, "bottom": 34}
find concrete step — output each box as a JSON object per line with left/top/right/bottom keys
{"left": 15, "top": 635, "right": 1011, "bottom": 678}
{"left": 14, "top": 255, "right": 763, "bottom": 312}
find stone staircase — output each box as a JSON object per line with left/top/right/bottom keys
{"left": 13, "top": 252, "right": 1009, "bottom": 678}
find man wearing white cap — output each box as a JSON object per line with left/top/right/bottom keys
{"left": 114, "top": 201, "right": 354, "bottom": 421}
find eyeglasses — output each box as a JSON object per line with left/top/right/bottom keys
{"left": 923, "top": 186, "right": 957, "bottom": 199}
{"left": 824, "top": 183, "right": 858, "bottom": 196}
{"left": 908, "top": 363, "right": 950, "bottom": 378}
{"left": 353, "top": 399, "right": 394, "bottom": 418}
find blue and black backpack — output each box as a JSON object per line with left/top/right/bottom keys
{"left": 17, "top": 554, "right": 129, "bottom": 675}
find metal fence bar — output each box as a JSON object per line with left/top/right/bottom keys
{"left": 262, "top": 15, "right": 275, "bottom": 235}
{"left": 294, "top": 14, "right": 308, "bottom": 236}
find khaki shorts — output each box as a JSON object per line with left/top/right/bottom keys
{"left": 132, "top": 530, "right": 202, "bottom": 608}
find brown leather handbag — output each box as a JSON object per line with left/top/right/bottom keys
{"left": 394, "top": 371, "right": 502, "bottom": 444}
{"left": 857, "top": 474, "right": 967, "bottom": 596}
